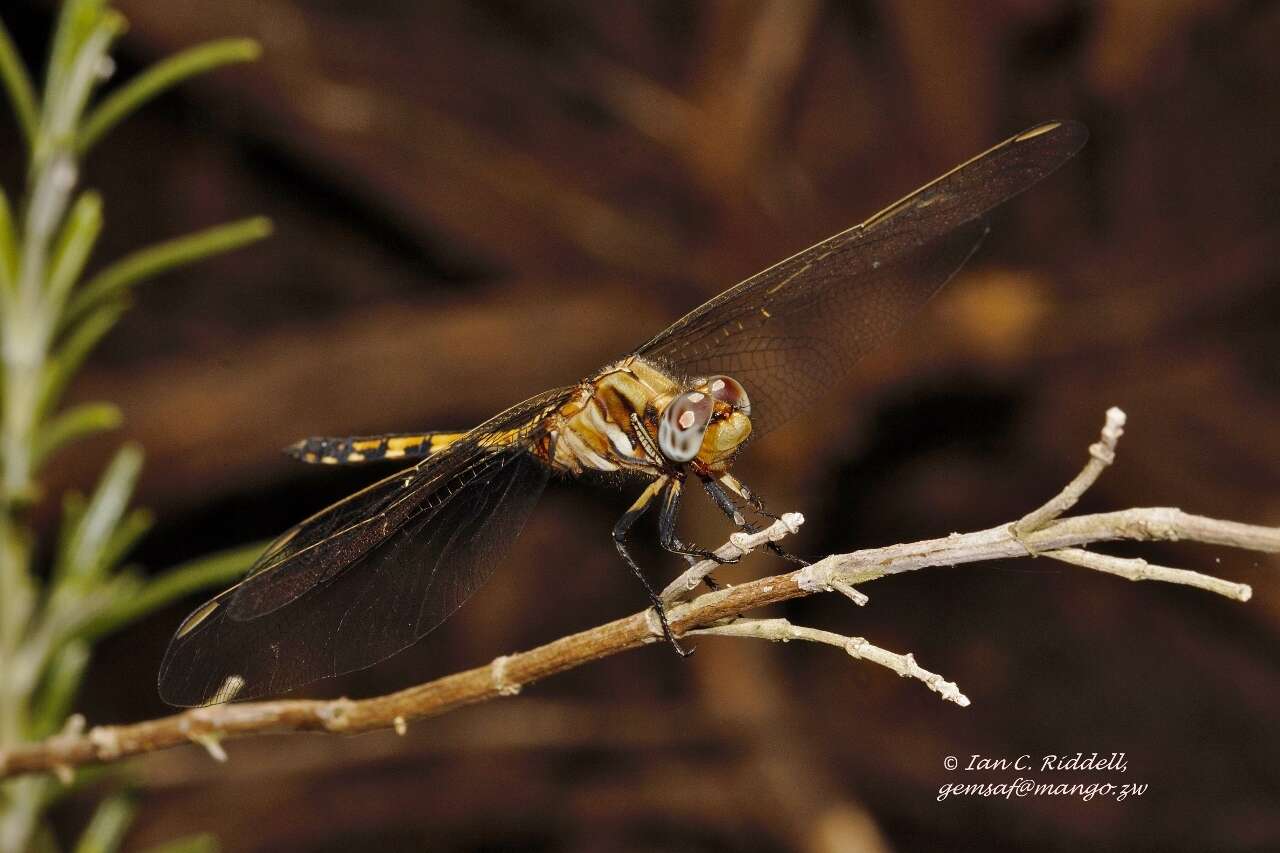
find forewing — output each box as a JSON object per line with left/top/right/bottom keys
{"left": 637, "top": 120, "right": 1087, "bottom": 437}
{"left": 229, "top": 388, "right": 570, "bottom": 621}
{"left": 158, "top": 389, "right": 570, "bottom": 706}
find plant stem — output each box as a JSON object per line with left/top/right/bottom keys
{"left": 0, "top": 6, "right": 268, "bottom": 849}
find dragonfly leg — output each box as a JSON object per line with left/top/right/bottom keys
{"left": 613, "top": 477, "right": 692, "bottom": 657}
{"left": 654, "top": 476, "right": 735, "bottom": 593}
{"left": 657, "top": 477, "right": 740, "bottom": 566}
{"left": 716, "top": 471, "right": 781, "bottom": 521}
{"left": 703, "top": 475, "right": 809, "bottom": 567}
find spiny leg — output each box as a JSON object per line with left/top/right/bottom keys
{"left": 703, "top": 474, "right": 809, "bottom": 567}
{"left": 657, "top": 477, "right": 739, "bottom": 565}
{"left": 701, "top": 474, "right": 747, "bottom": 527}
{"left": 655, "top": 477, "right": 732, "bottom": 592}
{"left": 716, "top": 471, "right": 779, "bottom": 521}
{"left": 613, "top": 476, "right": 691, "bottom": 656}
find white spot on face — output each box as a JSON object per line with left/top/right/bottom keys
{"left": 687, "top": 392, "right": 705, "bottom": 403}
{"left": 710, "top": 379, "right": 725, "bottom": 394}
{"left": 678, "top": 410, "right": 697, "bottom": 429}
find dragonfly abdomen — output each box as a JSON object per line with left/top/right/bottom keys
{"left": 286, "top": 432, "right": 467, "bottom": 465}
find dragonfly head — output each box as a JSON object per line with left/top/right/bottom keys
{"left": 658, "top": 375, "right": 753, "bottom": 467}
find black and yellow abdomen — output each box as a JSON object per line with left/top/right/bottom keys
{"left": 286, "top": 432, "right": 468, "bottom": 465}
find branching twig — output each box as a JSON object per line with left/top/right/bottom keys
{"left": 1, "top": 407, "right": 1276, "bottom": 780}
{"left": 661, "top": 512, "right": 804, "bottom": 602}
{"left": 1044, "top": 548, "right": 1251, "bottom": 600}
{"left": 689, "top": 618, "right": 970, "bottom": 706}
{"left": 1012, "top": 405, "right": 1127, "bottom": 541}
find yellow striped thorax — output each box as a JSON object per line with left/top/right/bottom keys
{"left": 553, "top": 356, "right": 752, "bottom": 475}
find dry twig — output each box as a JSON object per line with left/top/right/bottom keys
{"left": 1, "top": 407, "right": 1276, "bottom": 780}
{"left": 688, "top": 618, "right": 970, "bottom": 706}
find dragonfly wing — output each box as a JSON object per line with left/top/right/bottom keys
{"left": 232, "top": 387, "right": 571, "bottom": 619}
{"left": 158, "top": 389, "right": 570, "bottom": 707}
{"left": 637, "top": 120, "right": 1087, "bottom": 438}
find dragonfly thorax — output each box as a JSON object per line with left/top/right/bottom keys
{"left": 553, "top": 358, "right": 752, "bottom": 475}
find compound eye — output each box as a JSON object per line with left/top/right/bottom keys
{"left": 707, "top": 375, "right": 751, "bottom": 416}
{"left": 658, "top": 391, "right": 714, "bottom": 462}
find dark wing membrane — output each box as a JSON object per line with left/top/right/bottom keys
{"left": 232, "top": 387, "right": 570, "bottom": 620}
{"left": 158, "top": 388, "right": 571, "bottom": 707}
{"left": 636, "top": 120, "right": 1088, "bottom": 438}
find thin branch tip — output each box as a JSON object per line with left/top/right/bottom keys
{"left": 192, "top": 733, "right": 227, "bottom": 763}
{"left": 1013, "top": 407, "right": 1130, "bottom": 540}
{"left": 1046, "top": 547, "right": 1254, "bottom": 602}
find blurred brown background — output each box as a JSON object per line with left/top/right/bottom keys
{"left": 3, "top": 0, "right": 1279, "bottom": 850}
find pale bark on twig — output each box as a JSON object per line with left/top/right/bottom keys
{"left": 1012, "top": 405, "right": 1127, "bottom": 539}
{"left": 1, "top": 408, "right": 1276, "bottom": 781}
{"left": 689, "top": 618, "right": 970, "bottom": 706}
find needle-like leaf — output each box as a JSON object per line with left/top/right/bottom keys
{"left": 96, "top": 507, "right": 152, "bottom": 576}
{"left": 39, "top": 299, "right": 126, "bottom": 420}
{"left": 27, "top": 639, "right": 89, "bottom": 740}
{"left": 46, "top": 190, "right": 103, "bottom": 315}
{"left": 85, "top": 542, "right": 263, "bottom": 640}
{"left": 57, "top": 443, "right": 142, "bottom": 582}
{"left": 32, "top": 401, "right": 121, "bottom": 469}
{"left": 0, "top": 14, "right": 37, "bottom": 148}
{"left": 78, "top": 38, "right": 261, "bottom": 152}
{"left": 61, "top": 216, "right": 272, "bottom": 333}
{"left": 72, "top": 793, "right": 135, "bottom": 853}
{"left": 0, "top": 184, "right": 16, "bottom": 292}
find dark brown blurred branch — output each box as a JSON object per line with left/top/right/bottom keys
{"left": 2, "top": 408, "right": 1277, "bottom": 781}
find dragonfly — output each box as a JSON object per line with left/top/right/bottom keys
{"left": 158, "top": 120, "right": 1088, "bottom": 707}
